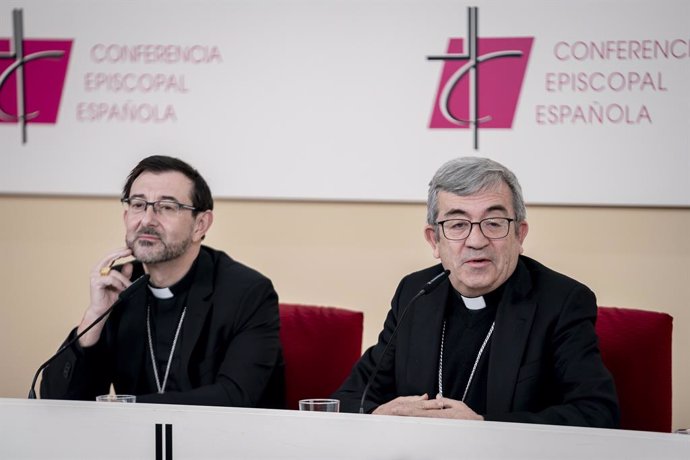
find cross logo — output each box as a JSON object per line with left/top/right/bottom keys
{"left": 428, "top": 7, "right": 533, "bottom": 149}
{"left": 0, "top": 9, "right": 72, "bottom": 144}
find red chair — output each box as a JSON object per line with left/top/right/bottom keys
{"left": 596, "top": 306, "right": 673, "bottom": 432}
{"left": 279, "top": 303, "right": 364, "bottom": 410}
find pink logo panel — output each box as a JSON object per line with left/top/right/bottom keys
{"left": 0, "top": 39, "right": 72, "bottom": 124}
{"left": 429, "top": 37, "right": 533, "bottom": 129}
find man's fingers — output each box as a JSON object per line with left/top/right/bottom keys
{"left": 92, "top": 267, "right": 132, "bottom": 295}
{"left": 120, "top": 262, "right": 134, "bottom": 280}
{"left": 93, "top": 248, "right": 133, "bottom": 276}
{"left": 107, "top": 269, "right": 133, "bottom": 291}
{"left": 421, "top": 399, "right": 445, "bottom": 410}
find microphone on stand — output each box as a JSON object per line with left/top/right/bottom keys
{"left": 28, "top": 274, "right": 150, "bottom": 399}
{"left": 359, "top": 269, "right": 450, "bottom": 414}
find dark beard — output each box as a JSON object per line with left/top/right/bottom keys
{"left": 127, "top": 228, "right": 192, "bottom": 264}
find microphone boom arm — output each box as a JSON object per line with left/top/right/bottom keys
{"left": 27, "top": 274, "right": 150, "bottom": 399}
{"left": 358, "top": 269, "right": 450, "bottom": 413}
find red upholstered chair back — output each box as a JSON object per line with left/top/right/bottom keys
{"left": 596, "top": 306, "right": 673, "bottom": 432}
{"left": 279, "top": 303, "right": 364, "bottom": 410}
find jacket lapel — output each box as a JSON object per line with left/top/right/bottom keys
{"left": 115, "top": 282, "right": 148, "bottom": 390}
{"left": 486, "top": 259, "right": 536, "bottom": 414}
{"left": 176, "top": 248, "right": 214, "bottom": 389}
{"left": 404, "top": 279, "right": 449, "bottom": 395}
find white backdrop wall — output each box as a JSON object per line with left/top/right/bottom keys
{"left": 1, "top": 0, "right": 689, "bottom": 206}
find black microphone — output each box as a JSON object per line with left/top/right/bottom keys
{"left": 358, "top": 269, "right": 450, "bottom": 414}
{"left": 28, "top": 273, "right": 150, "bottom": 399}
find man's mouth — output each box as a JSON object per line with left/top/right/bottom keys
{"left": 136, "top": 230, "right": 161, "bottom": 243}
{"left": 464, "top": 257, "right": 491, "bottom": 267}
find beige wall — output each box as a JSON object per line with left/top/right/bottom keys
{"left": 1, "top": 196, "right": 688, "bottom": 429}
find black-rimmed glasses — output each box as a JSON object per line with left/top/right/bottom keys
{"left": 436, "top": 217, "right": 515, "bottom": 240}
{"left": 121, "top": 197, "right": 196, "bottom": 218}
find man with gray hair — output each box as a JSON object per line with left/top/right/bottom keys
{"left": 333, "top": 157, "right": 619, "bottom": 428}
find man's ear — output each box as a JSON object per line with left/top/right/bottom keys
{"left": 424, "top": 225, "right": 441, "bottom": 259}
{"left": 193, "top": 211, "right": 214, "bottom": 242}
{"left": 517, "top": 220, "right": 529, "bottom": 253}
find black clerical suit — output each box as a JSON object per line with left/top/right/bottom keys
{"left": 332, "top": 256, "right": 619, "bottom": 428}
{"left": 41, "top": 246, "right": 284, "bottom": 408}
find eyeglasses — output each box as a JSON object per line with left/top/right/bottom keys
{"left": 436, "top": 217, "right": 515, "bottom": 241}
{"left": 121, "top": 197, "right": 196, "bottom": 217}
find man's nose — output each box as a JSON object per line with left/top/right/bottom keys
{"left": 465, "top": 222, "right": 489, "bottom": 248}
{"left": 140, "top": 203, "right": 159, "bottom": 225}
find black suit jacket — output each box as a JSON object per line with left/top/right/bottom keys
{"left": 41, "top": 246, "right": 284, "bottom": 408}
{"left": 333, "top": 256, "right": 619, "bottom": 428}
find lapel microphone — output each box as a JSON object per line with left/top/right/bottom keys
{"left": 358, "top": 269, "right": 450, "bottom": 414}
{"left": 28, "top": 274, "right": 150, "bottom": 399}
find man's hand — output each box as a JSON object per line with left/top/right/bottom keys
{"left": 373, "top": 394, "right": 484, "bottom": 421}
{"left": 77, "top": 248, "right": 134, "bottom": 347}
{"left": 372, "top": 394, "right": 431, "bottom": 416}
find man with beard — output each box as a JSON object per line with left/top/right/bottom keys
{"left": 41, "top": 155, "right": 284, "bottom": 408}
{"left": 332, "top": 157, "right": 619, "bottom": 428}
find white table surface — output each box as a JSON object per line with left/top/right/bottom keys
{"left": 1, "top": 398, "right": 688, "bottom": 459}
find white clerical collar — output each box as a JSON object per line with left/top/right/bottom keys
{"left": 461, "top": 295, "right": 486, "bottom": 310}
{"left": 148, "top": 285, "right": 174, "bottom": 299}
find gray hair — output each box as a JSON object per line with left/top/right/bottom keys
{"left": 427, "top": 157, "right": 526, "bottom": 231}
